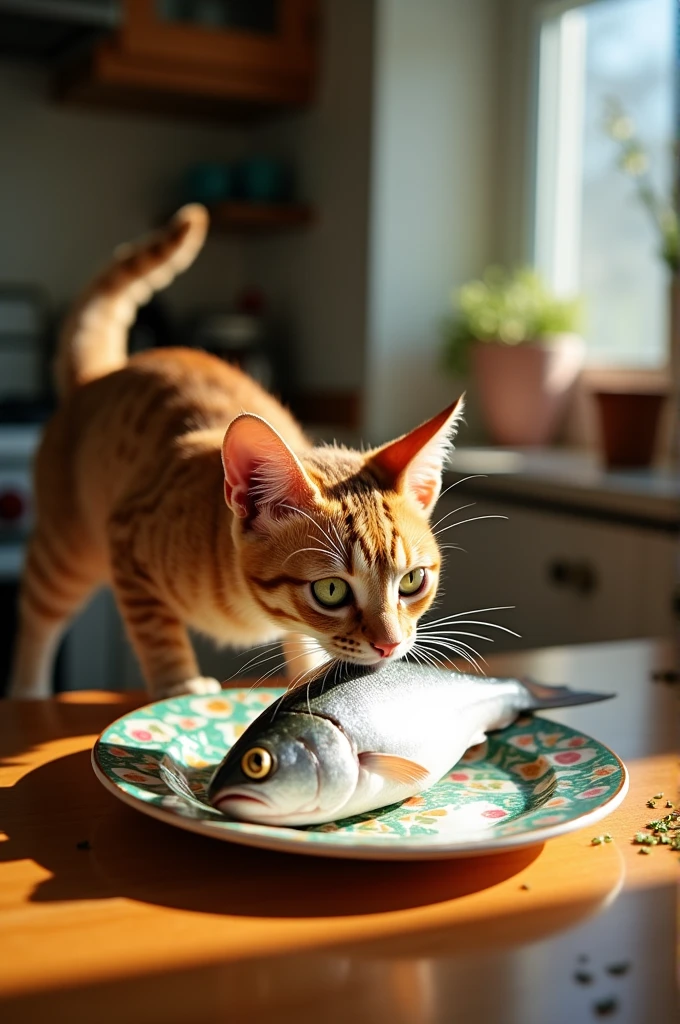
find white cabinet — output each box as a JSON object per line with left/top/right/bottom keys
{"left": 431, "top": 496, "right": 678, "bottom": 653}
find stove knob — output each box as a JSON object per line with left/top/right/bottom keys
{"left": 0, "top": 490, "right": 25, "bottom": 523}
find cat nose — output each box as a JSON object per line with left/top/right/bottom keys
{"left": 371, "top": 641, "right": 400, "bottom": 658}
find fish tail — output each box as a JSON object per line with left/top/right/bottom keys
{"left": 54, "top": 204, "right": 208, "bottom": 399}
{"left": 520, "top": 677, "right": 615, "bottom": 709}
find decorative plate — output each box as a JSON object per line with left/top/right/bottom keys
{"left": 92, "top": 688, "right": 628, "bottom": 860}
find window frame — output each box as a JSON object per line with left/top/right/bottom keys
{"left": 529, "top": 0, "right": 675, "bottom": 397}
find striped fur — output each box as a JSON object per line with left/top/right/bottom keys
{"left": 9, "top": 208, "right": 463, "bottom": 699}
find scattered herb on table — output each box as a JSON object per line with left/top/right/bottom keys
{"left": 630, "top": 803, "right": 680, "bottom": 853}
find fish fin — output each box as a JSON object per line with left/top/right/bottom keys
{"left": 521, "top": 677, "right": 616, "bottom": 709}
{"left": 359, "top": 751, "right": 430, "bottom": 785}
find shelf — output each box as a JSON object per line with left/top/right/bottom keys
{"left": 208, "top": 202, "right": 315, "bottom": 233}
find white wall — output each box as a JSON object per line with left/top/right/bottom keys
{"left": 245, "top": 0, "right": 375, "bottom": 393}
{"left": 365, "top": 0, "right": 502, "bottom": 444}
{"left": 0, "top": 61, "right": 245, "bottom": 320}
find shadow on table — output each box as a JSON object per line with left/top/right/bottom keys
{"left": 0, "top": 693, "right": 145, "bottom": 766}
{"left": 0, "top": 748, "right": 543, "bottom": 919}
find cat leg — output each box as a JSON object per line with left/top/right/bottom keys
{"left": 112, "top": 570, "right": 221, "bottom": 698}
{"left": 281, "top": 632, "right": 329, "bottom": 689}
{"left": 8, "top": 533, "right": 100, "bottom": 698}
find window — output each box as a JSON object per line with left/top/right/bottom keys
{"left": 533, "top": 0, "right": 676, "bottom": 370}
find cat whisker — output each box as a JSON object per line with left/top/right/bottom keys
{"left": 230, "top": 649, "right": 289, "bottom": 678}
{"left": 409, "top": 644, "right": 443, "bottom": 671}
{"left": 417, "top": 629, "right": 493, "bottom": 644}
{"left": 279, "top": 504, "right": 347, "bottom": 564}
{"left": 418, "top": 635, "right": 487, "bottom": 664}
{"left": 434, "top": 475, "right": 489, "bottom": 504}
{"left": 281, "top": 546, "right": 344, "bottom": 569}
{"left": 429, "top": 502, "right": 477, "bottom": 533}
{"left": 250, "top": 644, "right": 326, "bottom": 692}
{"left": 421, "top": 619, "right": 521, "bottom": 638}
{"left": 229, "top": 642, "right": 283, "bottom": 677}
{"left": 270, "top": 655, "right": 329, "bottom": 721}
{"left": 415, "top": 638, "right": 485, "bottom": 674}
{"left": 433, "top": 514, "right": 508, "bottom": 537}
{"left": 328, "top": 518, "right": 347, "bottom": 555}
{"left": 422, "top": 605, "right": 515, "bottom": 623}
{"left": 319, "top": 658, "right": 338, "bottom": 699}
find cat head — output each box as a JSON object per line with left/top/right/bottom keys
{"left": 222, "top": 398, "right": 464, "bottom": 669}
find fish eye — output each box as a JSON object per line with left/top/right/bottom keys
{"left": 399, "top": 568, "right": 426, "bottom": 596}
{"left": 241, "top": 747, "right": 273, "bottom": 780}
{"left": 311, "top": 577, "right": 351, "bottom": 608}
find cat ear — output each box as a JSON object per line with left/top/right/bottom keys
{"left": 368, "top": 396, "right": 465, "bottom": 515}
{"left": 222, "top": 414, "right": 317, "bottom": 521}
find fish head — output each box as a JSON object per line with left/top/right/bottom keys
{"left": 208, "top": 711, "right": 359, "bottom": 826}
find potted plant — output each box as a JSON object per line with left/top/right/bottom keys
{"left": 443, "top": 266, "right": 583, "bottom": 447}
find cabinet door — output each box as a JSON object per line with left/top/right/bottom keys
{"left": 120, "top": 0, "right": 318, "bottom": 81}
{"left": 633, "top": 531, "right": 679, "bottom": 639}
{"left": 429, "top": 498, "right": 642, "bottom": 653}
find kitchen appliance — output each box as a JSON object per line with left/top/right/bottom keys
{"left": 0, "top": 424, "right": 41, "bottom": 693}
{"left": 0, "top": 421, "right": 127, "bottom": 697}
{"left": 0, "top": 288, "right": 49, "bottom": 403}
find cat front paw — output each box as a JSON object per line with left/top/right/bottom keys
{"left": 162, "top": 676, "right": 223, "bottom": 697}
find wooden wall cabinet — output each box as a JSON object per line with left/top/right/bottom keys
{"left": 56, "top": 0, "right": 320, "bottom": 120}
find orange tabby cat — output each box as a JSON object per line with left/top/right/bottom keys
{"left": 9, "top": 205, "right": 464, "bottom": 699}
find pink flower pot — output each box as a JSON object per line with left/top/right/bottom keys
{"left": 593, "top": 390, "right": 667, "bottom": 468}
{"left": 472, "top": 335, "right": 584, "bottom": 447}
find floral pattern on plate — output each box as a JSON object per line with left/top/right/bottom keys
{"left": 93, "top": 688, "right": 627, "bottom": 858}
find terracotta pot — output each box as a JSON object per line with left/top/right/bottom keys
{"left": 593, "top": 390, "right": 667, "bottom": 468}
{"left": 471, "top": 334, "right": 584, "bottom": 446}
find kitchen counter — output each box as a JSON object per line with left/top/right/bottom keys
{"left": 0, "top": 639, "right": 677, "bottom": 1023}
{"left": 445, "top": 448, "right": 680, "bottom": 532}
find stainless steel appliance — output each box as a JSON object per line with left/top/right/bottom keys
{"left": 0, "top": 424, "right": 41, "bottom": 692}
{"left": 0, "top": 422, "right": 124, "bottom": 695}
{"left": 0, "top": 289, "right": 48, "bottom": 403}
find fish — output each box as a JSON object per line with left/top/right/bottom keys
{"left": 207, "top": 662, "right": 614, "bottom": 827}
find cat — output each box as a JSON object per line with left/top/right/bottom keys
{"left": 9, "top": 205, "right": 464, "bottom": 700}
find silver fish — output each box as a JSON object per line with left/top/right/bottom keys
{"left": 208, "top": 663, "right": 613, "bottom": 827}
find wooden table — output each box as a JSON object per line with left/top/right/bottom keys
{"left": 1, "top": 640, "right": 678, "bottom": 1023}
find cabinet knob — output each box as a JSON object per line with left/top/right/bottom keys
{"left": 672, "top": 587, "right": 680, "bottom": 620}
{"left": 547, "top": 559, "right": 598, "bottom": 595}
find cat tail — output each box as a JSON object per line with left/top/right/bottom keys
{"left": 54, "top": 204, "right": 209, "bottom": 399}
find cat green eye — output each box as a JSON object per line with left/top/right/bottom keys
{"left": 399, "top": 568, "right": 426, "bottom": 596}
{"left": 312, "top": 577, "right": 351, "bottom": 608}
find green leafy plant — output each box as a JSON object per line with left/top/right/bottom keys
{"left": 442, "top": 266, "right": 582, "bottom": 374}
{"left": 603, "top": 96, "right": 679, "bottom": 273}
